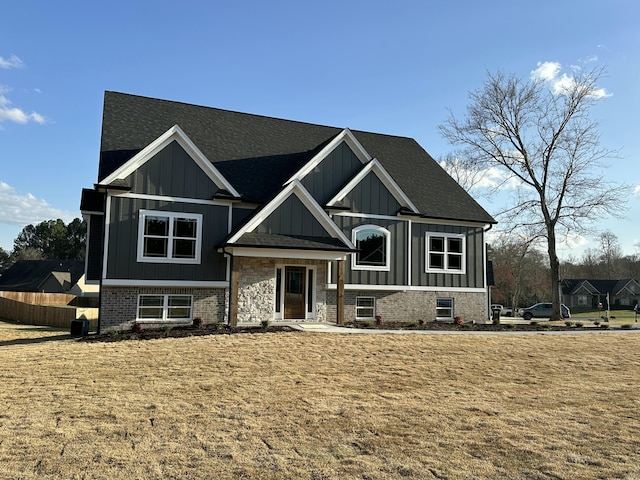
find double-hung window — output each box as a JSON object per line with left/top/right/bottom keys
{"left": 436, "top": 298, "right": 453, "bottom": 320}
{"left": 356, "top": 296, "right": 376, "bottom": 320}
{"left": 137, "top": 210, "right": 202, "bottom": 264}
{"left": 426, "top": 233, "right": 465, "bottom": 274}
{"left": 137, "top": 294, "right": 193, "bottom": 322}
{"left": 352, "top": 225, "right": 390, "bottom": 271}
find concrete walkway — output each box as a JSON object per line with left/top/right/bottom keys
{"left": 291, "top": 323, "right": 640, "bottom": 335}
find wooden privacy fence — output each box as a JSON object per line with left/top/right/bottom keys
{"left": 0, "top": 291, "right": 99, "bottom": 330}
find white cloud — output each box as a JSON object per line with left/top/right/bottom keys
{"left": 0, "top": 181, "right": 77, "bottom": 227}
{"left": 0, "top": 87, "right": 46, "bottom": 125}
{"left": 634, "top": 185, "right": 640, "bottom": 197}
{"left": 0, "top": 54, "right": 24, "bottom": 69}
{"left": 531, "top": 60, "right": 610, "bottom": 99}
{"left": 531, "top": 61, "right": 561, "bottom": 82}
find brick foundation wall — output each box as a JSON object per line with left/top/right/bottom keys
{"left": 100, "top": 286, "right": 227, "bottom": 332}
{"left": 326, "top": 289, "right": 487, "bottom": 324}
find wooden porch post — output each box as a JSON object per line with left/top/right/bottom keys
{"left": 229, "top": 256, "right": 239, "bottom": 327}
{"left": 337, "top": 259, "right": 345, "bottom": 326}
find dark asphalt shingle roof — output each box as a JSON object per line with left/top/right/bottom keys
{"left": 0, "top": 260, "right": 85, "bottom": 292}
{"left": 562, "top": 279, "right": 637, "bottom": 295}
{"left": 231, "top": 233, "right": 355, "bottom": 251}
{"left": 98, "top": 91, "right": 496, "bottom": 224}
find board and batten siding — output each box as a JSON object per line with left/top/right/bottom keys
{"left": 331, "top": 216, "right": 407, "bottom": 286}
{"left": 300, "top": 142, "right": 362, "bottom": 206}
{"left": 255, "top": 195, "right": 333, "bottom": 238}
{"left": 85, "top": 214, "right": 104, "bottom": 282}
{"left": 124, "top": 140, "right": 220, "bottom": 199}
{"left": 105, "top": 196, "right": 228, "bottom": 281}
{"left": 341, "top": 171, "right": 402, "bottom": 215}
{"left": 411, "top": 223, "right": 485, "bottom": 288}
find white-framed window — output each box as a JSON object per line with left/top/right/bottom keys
{"left": 578, "top": 295, "right": 589, "bottom": 306}
{"left": 137, "top": 294, "right": 193, "bottom": 322}
{"left": 426, "top": 233, "right": 466, "bottom": 274}
{"left": 352, "top": 225, "right": 390, "bottom": 271}
{"left": 436, "top": 298, "right": 453, "bottom": 320}
{"left": 356, "top": 296, "right": 376, "bottom": 320}
{"left": 137, "top": 210, "right": 203, "bottom": 264}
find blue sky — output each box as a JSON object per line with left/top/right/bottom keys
{"left": 1, "top": 0, "right": 639, "bottom": 258}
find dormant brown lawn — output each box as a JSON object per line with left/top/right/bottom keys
{"left": 1, "top": 323, "right": 639, "bottom": 479}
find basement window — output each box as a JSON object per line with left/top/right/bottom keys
{"left": 356, "top": 296, "right": 376, "bottom": 320}
{"left": 137, "top": 294, "right": 193, "bottom": 322}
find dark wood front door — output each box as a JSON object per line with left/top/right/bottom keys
{"left": 284, "top": 266, "right": 306, "bottom": 320}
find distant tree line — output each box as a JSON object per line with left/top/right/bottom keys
{"left": 490, "top": 231, "right": 640, "bottom": 309}
{"left": 0, "top": 218, "right": 86, "bottom": 274}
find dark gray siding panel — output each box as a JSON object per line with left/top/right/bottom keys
{"left": 331, "top": 216, "right": 407, "bottom": 285}
{"left": 342, "top": 171, "right": 401, "bottom": 215}
{"left": 86, "top": 214, "right": 104, "bottom": 281}
{"left": 125, "top": 141, "right": 219, "bottom": 199}
{"left": 300, "top": 142, "right": 362, "bottom": 205}
{"left": 106, "top": 196, "right": 228, "bottom": 281}
{"left": 256, "top": 195, "right": 331, "bottom": 238}
{"left": 411, "top": 223, "right": 485, "bottom": 288}
{"left": 231, "top": 206, "right": 256, "bottom": 230}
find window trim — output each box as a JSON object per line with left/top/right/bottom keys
{"left": 436, "top": 297, "right": 454, "bottom": 321}
{"left": 136, "top": 294, "right": 194, "bottom": 322}
{"left": 425, "top": 233, "right": 466, "bottom": 274}
{"left": 351, "top": 224, "right": 391, "bottom": 272}
{"left": 355, "top": 296, "right": 376, "bottom": 320}
{"left": 137, "top": 209, "right": 203, "bottom": 264}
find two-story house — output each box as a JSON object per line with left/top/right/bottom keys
{"left": 81, "top": 92, "right": 496, "bottom": 332}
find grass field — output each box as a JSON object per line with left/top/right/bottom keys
{"left": 1, "top": 321, "right": 639, "bottom": 479}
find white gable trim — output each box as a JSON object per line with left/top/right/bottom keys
{"left": 284, "top": 128, "right": 371, "bottom": 185}
{"left": 226, "top": 180, "right": 355, "bottom": 249}
{"left": 326, "top": 158, "right": 419, "bottom": 213}
{"left": 101, "top": 125, "right": 240, "bottom": 197}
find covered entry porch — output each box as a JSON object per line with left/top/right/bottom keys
{"left": 225, "top": 250, "right": 348, "bottom": 326}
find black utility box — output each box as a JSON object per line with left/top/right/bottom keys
{"left": 70, "top": 319, "right": 90, "bottom": 336}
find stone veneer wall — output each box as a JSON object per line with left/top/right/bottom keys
{"left": 326, "top": 290, "right": 487, "bottom": 324}
{"left": 100, "top": 286, "right": 227, "bottom": 332}
{"left": 236, "top": 257, "right": 328, "bottom": 324}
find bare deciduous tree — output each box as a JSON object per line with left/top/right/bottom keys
{"left": 440, "top": 66, "right": 629, "bottom": 319}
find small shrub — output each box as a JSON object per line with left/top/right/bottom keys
{"left": 565, "top": 321, "right": 573, "bottom": 327}
{"left": 593, "top": 320, "right": 600, "bottom": 326}
{"left": 131, "top": 323, "right": 143, "bottom": 333}
{"left": 375, "top": 315, "right": 384, "bottom": 326}
{"left": 418, "top": 319, "right": 425, "bottom": 326}
{"left": 574, "top": 322, "right": 583, "bottom": 328}
{"left": 600, "top": 324, "right": 610, "bottom": 329}
{"left": 261, "top": 319, "right": 270, "bottom": 329}
{"left": 621, "top": 324, "right": 632, "bottom": 330}
{"left": 454, "top": 316, "right": 464, "bottom": 326}
{"left": 505, "top": 323, "right": 514, "bottom": 329}
{"left": 193, "top": 317, "right": 203, "bottom": 329}
{"left": 530, "top": 321, "right": 538, "bottom": 326}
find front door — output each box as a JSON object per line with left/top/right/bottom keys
{"left": 284, "top": 266, "right": 306, "bottom": 319}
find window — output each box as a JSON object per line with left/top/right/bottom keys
{"left": 356, "top": 296, "right": 376, "bottom": 319}
{"left": 137, "top": 294, "right": 193, "bottom": 322}
{"left": 426, "top": 233, "right": 465, "bottom": 274}
{"left": 578, "top": 295, "right": 588, "bottom": 306}
{"left": 137, "top": 210, "right": 202, "bottom": 264}
{"left": 352, "top": 225, "right": 390, "bottom": 271}
{"left": 436, "top": 298, "right": 453, "bottom": 320}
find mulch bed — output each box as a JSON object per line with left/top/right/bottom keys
{"left": 79, "top": 320, "right": 608, "bottom": 342}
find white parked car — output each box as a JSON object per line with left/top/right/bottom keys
{"left": 491, "top": 304, "right": 513, "bottom": 317}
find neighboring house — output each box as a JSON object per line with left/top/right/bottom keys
{"left": 80, "top": 92, "right": 496, "bottom": 332}
{"left": 0, "top": 260, "right": 97, "bottom": 296}
{"left": 562, "top": 279, "right": 640, "bottom": 309}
